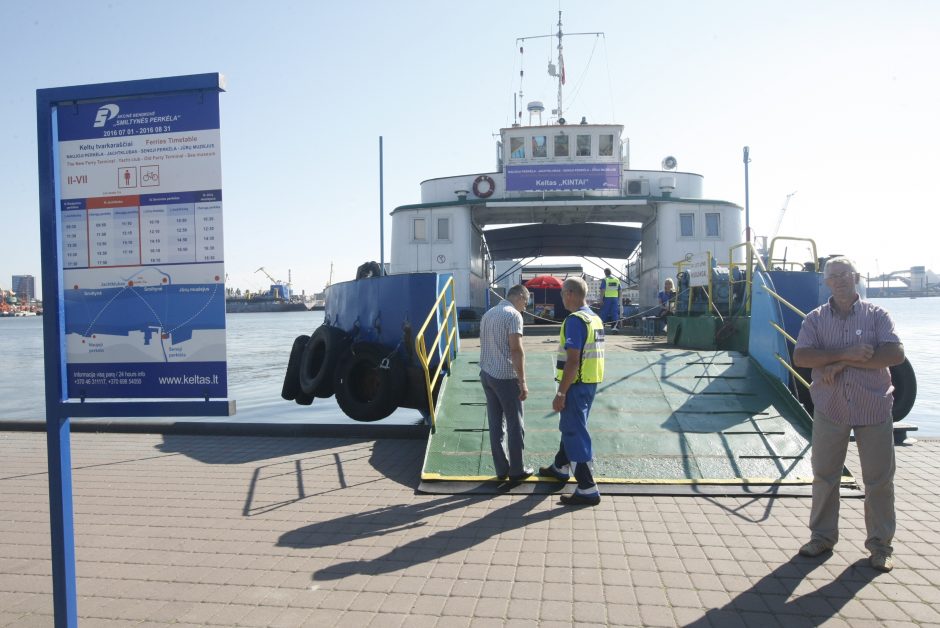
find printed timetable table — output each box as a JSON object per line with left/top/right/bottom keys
{"left": 61, "top": 190, "right": 223, "bottom": 268}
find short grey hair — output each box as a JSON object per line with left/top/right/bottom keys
{"left": 562, "top": 276, "right": 587, "bottom": 297}
{"left": 507, "top": 284, "right": 529, "bottom": 300}
{"left": 823, "top": 256, "right": 858, "bottom": 277}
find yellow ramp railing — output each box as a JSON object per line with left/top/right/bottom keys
{"left": 415, "top": 276, "right": 459, "bottom": 432}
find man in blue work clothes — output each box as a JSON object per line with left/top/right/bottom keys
{"left": 600, "top": 268, "right": 621, "bottom": 331}
{"left": 539, "top": 276, "right": 605, "bottom": 505}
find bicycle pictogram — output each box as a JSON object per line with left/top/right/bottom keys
{"left": 140, "top": 165, "right": 160, "bottom": 187}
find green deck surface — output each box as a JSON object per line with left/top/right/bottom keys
{"left": 422, "top": 347, "right": 819, "bottom": 486}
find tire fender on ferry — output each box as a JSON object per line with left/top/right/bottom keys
{"left": 299, "top": 325, "right": 349, "bottom": 398}
{"left": 282, "top": 334, "right": 314, "bottom": 405}
{"left": 356, "top": 261, "right": 382, "bottom": 280}
{"left": 890, "top": 357, "right": 917, "bottom": 422}
{"left": 333, "top": 342, "right": 406, "bottom": 422}
{"left": 472, "top": 175, "right": 495, "bottom": 199}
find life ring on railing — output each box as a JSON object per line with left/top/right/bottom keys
{"left": 472, "top": 175, "right": 495, "bottom": 198}
{"left": 356, "top": 261, "right": 382, "bottom": 279}
{"left": 299, "top": 325, "right": 349, "bottom": 398}
{"left": 282, "top": 334, "right": 314, "bottom": 405}
{"left": 890, "top": 357, "right": 917, "bottom": 422}
{"left": 334, "top": 342, "right": 406, "bottom": 422}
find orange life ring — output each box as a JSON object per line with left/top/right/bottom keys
{"left": 472, "top": 175, "right": 495, "bottom": 198}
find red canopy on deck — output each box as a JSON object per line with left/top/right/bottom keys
{"left": 525, "top": 275, "right": 563, "bottom": 290}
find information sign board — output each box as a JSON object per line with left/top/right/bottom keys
{"left": 55, "top": 91, "right": 226, "bottom": 398}
{"left": 687, "top": 252, "right": 712, "bottom": 287}
{"left": 505, "top": 163, "right": 621, "bottom": 191}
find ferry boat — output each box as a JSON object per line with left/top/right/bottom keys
{"left": 280, "top": 13, "right": 917, "bottom": 493}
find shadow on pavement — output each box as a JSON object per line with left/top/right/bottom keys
{"left": 276, "top": 493, "right": 569, "bottom": 580}
{"left": 686, "top": 555, "right": 882, "bottom": 626}
{"left": 156, "top": 434, "right": 427, "bottom": 490}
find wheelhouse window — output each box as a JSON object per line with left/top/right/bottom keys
{"left": 413, "top": 218, "right": 427, "bottom": 241}
{"left": 679, "top": 213, "right": 695, "bottom": 238}
{"left": 509, "top": 137, "right": 525, "bottom": 159}
{"left": 554, "top": 134, "right": 569, "bottom": 157}
{"left": 531, "top": 135, "right": 547, "bottom": 158}
{"left": 436, "top": 217, "right": 450, "bottom": 241}
{"left": 705, "top": 212, "right": 721, "bottom": 237}
{"left": 576, "top": 134, "right": 592, "bottom": 156}
{"left": 599, "top": 134, "right": 614, "bottom": 157}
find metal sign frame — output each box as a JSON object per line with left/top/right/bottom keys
{"left": 36, "top": 73, "right": 234, "bottom": 627}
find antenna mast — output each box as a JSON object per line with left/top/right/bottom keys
{"left": 556, "top": 11, "right": 564, "bottom": 122}
{"left": 516, "top": 12, "right": 602, "bottom": 124}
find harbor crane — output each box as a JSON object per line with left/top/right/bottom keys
{"left": 255, "top": 266, "right": 291, "bottom": 287}
{"left": 771, "top": 191, "right": 797, "bottom": 239}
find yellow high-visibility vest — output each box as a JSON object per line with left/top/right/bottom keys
{"left": 555, "top": 310, "right": 605, "bottom": 384}
{"left": 603, "top": 276, "right": 621, "bottom": 298}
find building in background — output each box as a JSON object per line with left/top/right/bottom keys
{"left": 12, "top": 275, "right": 35, "bottom": 305}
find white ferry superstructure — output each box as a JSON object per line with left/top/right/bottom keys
{"left": 390, "top": 14, "right": 743, "bottom": 314}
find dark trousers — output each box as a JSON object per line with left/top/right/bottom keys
{"left": 480, "top": 371, "right": 526, "bottom": 477}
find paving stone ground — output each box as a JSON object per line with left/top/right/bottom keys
{"left": 2, "top": 429, "right": 940, "bottom": 627}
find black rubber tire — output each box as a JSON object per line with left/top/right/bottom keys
{"left": 282, "top": 334, "right": 315, "bottom": 404}
{"left": 299, "top": 326, "right": 349, "bottom": 398}
{"left": 355, "top": 261, "right": 382, "bottom": 280}
{"left": 890, "top": 357, "right": 917, "bottom": 422}
{"left": 333, "top": 342, "right": 406, "bottom": 422}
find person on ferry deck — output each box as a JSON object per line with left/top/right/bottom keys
{"left": 600, "top": 268, "right": 622, "bottom": 331}
{"left": 793, "top": 256, "right": 904, "bottom": 572}
{"left": 538, "top": 277, "right": 605, "bottom": 505}
{"left": 479, "top": 285, "right": 533, "bottom": 482}
{"left": 657, "top": 278, "right": 677, "bottom": 333}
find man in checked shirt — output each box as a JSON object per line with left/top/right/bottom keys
{"left": 793, "top": 256, "right": 905, "bottom": 572}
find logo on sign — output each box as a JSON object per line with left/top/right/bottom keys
{"left": 93, "top": 104, "right": 120, "bottom": 128}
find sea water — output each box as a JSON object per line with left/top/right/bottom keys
{"left": 0, "top": 310, "right": 422, "bottom": 427}
{"left": 1, "top": 299, "right": 937, "bottom": 434}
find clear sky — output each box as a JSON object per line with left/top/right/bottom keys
{"left": 2, "top": 0, "right": 938, "bottom": 299}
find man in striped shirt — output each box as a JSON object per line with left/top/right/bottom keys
{"left": 479, "top": 285, "right": 532, "bottom": 482}
{"left": 793, "top": 256, "right": 905, "bottom": 572}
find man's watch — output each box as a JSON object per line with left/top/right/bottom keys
{"left": 555, "top": 391, "right": 566, "bottom": 397}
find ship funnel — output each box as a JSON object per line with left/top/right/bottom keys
{"left": 527, "top": 101, "right": 544, "bottom": 125}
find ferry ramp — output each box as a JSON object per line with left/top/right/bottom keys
{"left": 419, "top": 340, "right": 859, "bottom": 496}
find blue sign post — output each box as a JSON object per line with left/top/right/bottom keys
{"left": 36, "top": 74, "right": 234, "bottom": 626}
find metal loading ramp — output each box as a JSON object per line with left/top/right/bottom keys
{"left": 419, "top": 347, "right": 860, "bottom": 496}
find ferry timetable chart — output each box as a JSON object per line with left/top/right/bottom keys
{"left": 62, "top": 190, "right": 223, "bottom": 269}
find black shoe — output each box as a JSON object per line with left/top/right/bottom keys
{"left": 508, "top": 467, "right": 534, "bottom": 482}
{"left": 538, "top": 465, "right": 570, "bottom": 482}
{"left": 560, "top": 492, "right": 601, "bottom": 506}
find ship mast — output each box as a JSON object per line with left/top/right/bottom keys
{"left": 555, "top": 11, "right": 564, "bottom": 122}
{"left": 516, "top": 12, "right": 603, "bottom": 125}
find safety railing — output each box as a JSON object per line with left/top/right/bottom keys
{"left": 674, "top": 251, "right": 719, "bottom": 316}
{"left": 761, "top": 285, "right": 811, "bottom": 390}
{"left": 768, "top": 236, "right": 818, "bottom": 272}
{"left": 668, "top": 237, "right": 814, "bottom": 392}
{"left": 415, "top": 276, "right": 459, "bottom": 432}
{"left": 727, "top": 241, "right": 767, "bottom": 316}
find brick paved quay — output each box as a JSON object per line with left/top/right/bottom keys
{"left": 3, "top": 430, "right": 940, "bottom": 627}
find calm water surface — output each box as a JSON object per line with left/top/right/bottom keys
{"left": 1, "top": 298, "right": 937, "bottom": 433}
